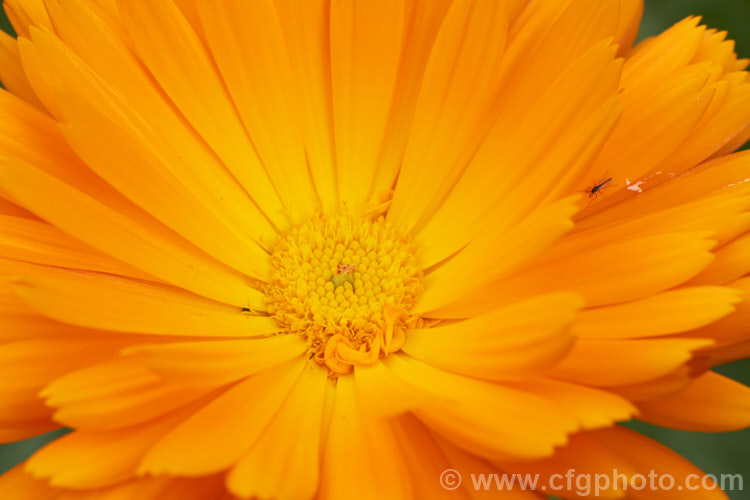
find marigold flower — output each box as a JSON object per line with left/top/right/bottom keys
{"left": 0, "top": 0, "right": 749, "bottom": 498}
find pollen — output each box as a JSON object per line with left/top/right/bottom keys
{"left": 266, "top": 213, "right": 423, "bottom": 376}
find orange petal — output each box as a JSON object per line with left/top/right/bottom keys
{"left": 26, "top": 401, "right": 202, "bottom": 489}
{"left": 138, "top": 358, "right": 305, "bottom": 475}
{"left": 370, "top": 0, "right": 454, "bottom": 198}
{"left": 416, "top": 197, "right": 578, "bottom": 315}
{"left": 506, "top": 378, "right": 636, "bottom": 430}
{"left": 414, "top": 42, "right": 620, "bottom": 265}
{"left": 390, "top": 415, "right": 472, "bottom": 500}
{"left": 581, "top": 63, "right": 715, "bottom": 199}
{"left": 684, "top": 277, "right": 750, "bottom": 348}
{"left": 272, "top": 0, "right": 339, "bottom": 212}
{"left": 195, "top": 0, "right": 318, "bottom": 222}
{"left": 587, "top": 426, "right": 730, "bottom": 499}
{"left": 434, "top": 433, "right": 545, "bottom": 499}
{"left": 686, "top": 233, "right": 750, "bottom": 285}
{"left": 11, "top": 266, "right": 275, "bottom": 336}
{"left": 443, "top": 232, "right": 716, "bottom": 318}
{"left": 621, "top": 17, "right": 705, "bottom": 87}
{"left": 613, "top": 364, "right": 696, "bottom": 403}
{"left": 0, "top": 336, "right": 131, "bottom": 428}
{"left": 573, "top": 287, "right": 742, "bottom": 339}
{"left": 388, "top": 0, "right": 509, "bottom": 233}
{"left": 0, "top": 464, "right": 58, "bottom": 500}
{"left": 614, "top": 0, "right": 644, "bottom": 55}
{"left": 42, "top": 358, "right": 211, "bottom": 430}
{"left": 638, "top": 371, "right": 750, "bottom": 431}
{"left": 404, "top": 293, "right": 581, "bottom": 380}
{"left": 319, "top": 375, "right": 412, "bottom": 500}
{"left": 0, "top": 91, "right": 263, "bottom": 307}
{"left": 20, "top": 26, "right": 276, "bottom": 276}
{"left": 0, "top": 214, "right": 148, "bottom": 279}
{"left": 576, "top": 149, "right": 750, "bottom": 231}
{"left": 127, "top": 335, "right": 307, "bottom": 388}
{"left": 499, "top": 430, "right": 639, "bottom": 499}
{"left": 329, "top": 0, "right": 405, "bottom": 211}
{"left": 386, "top": 354, "right": 579, "bottom": 461}
{"left": 226, "top": 362, "right": 328, "bottom": 500}
{"left": 0, "top": 422, "right": 58, "bottom": 444}
{"left": 43, "top": 0, "right": 287, "bottom": 234}
{"left": 2, "top": 0, "right": 51, "bottom": 37}
{"left": 548, "top": 338, "right": 712, "bottom": 387}
{"left": 0, "top": 275, "right": 92, "bottom": 342}
{"left": 0, "top": 33, "right": 43, "bottom": 109}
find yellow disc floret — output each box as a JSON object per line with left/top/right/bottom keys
{"left": 266, "top": 213, "right": 423, "bottom": 375}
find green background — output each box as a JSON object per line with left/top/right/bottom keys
{"left": 0, "top": 0, "right": 748, "bottom": 497}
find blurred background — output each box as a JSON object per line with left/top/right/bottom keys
{"left": 0, "top": 0, "right": 748, "bottom": 498}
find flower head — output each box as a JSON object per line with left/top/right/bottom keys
{"left": 0, "top": 0, "right": 749, "bottom": 499}
{"left": 265, "top": 213, "right": 423, "bottom": 374}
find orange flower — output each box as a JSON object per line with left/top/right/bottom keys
{"left": 0, "top": 0, "right": 749, "bottom": 498}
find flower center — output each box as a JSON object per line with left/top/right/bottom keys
{"left": 266, "top": 213, "right": 423, "bottom": 375}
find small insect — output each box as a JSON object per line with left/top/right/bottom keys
{"left": 584, "top": 177, "right": 613, "bottom": 199}
{"left": 331, "top": 264, "right": 356, "bottom": 288}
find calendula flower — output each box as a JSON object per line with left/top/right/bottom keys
{"left": 1, "top": 0, "right": 750, "bottom": 498}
